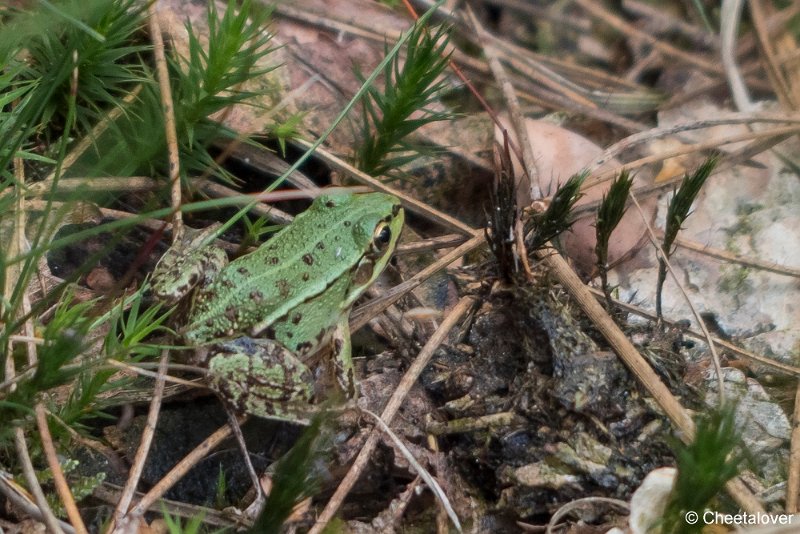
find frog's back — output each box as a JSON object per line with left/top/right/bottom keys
{"left": 183, "top": 192, "right": 401, "bottom": 345}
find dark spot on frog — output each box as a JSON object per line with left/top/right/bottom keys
{"left": 315, "top": 241, "right": 325, "bottom": 250}
{"left": 343, "top": 221, "right": 351, "bottom": 227}
{"left": 392, "top": 204, "right": 401, "bottom": 216}
{"left": 250, "top": 290, "right": 263, "bottom": 303}
{"left": 225, "top": 306, "right": 237, "bottom": 321}
{"left": 302, "top": 272, "right": 310, "bottom": 281}
{"left": 222, "top": 279, "right": 235, "bottom": 289}
{"left": 268, "top": 256, "right": 279, "bottom": 265}
{"left": 333, "top": 338, "right": 343, "bottom": 355}
{"left": 275, "top": 279, "right": 290, "bottom": 298}
{"left": 345, "top": 368, "right": 355, "bottom": 396}
{"left": 325, "top": 199, "right": 336, "bottom": 208}
{"left": 265, "top": 326, "right": 276, "bottom": 338}
{"left": 302, "top": 254, "right": 314, "bottom": 265}
{"left": 296, "top": 341, "right": 313, "bottom": 354}
{"left": 315, "top": 329, "right": 326, "bottom": 344}
{"left": 237, "top": 266, "right": 249, "bottom": 275}
{"left": 291, "top": 313, "right": 302, "bottom": 325}
{"left": 286, "top": 331, "right": 293, "bottom": 339}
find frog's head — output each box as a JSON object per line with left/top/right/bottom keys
{"left": 320, "top": 191, "right": 403, "bottom": 307}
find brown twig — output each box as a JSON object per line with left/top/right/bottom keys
{"left": 7, "top": 152, "right": 66, "bottom": 533}
{"left": 585, "top": 286, "right": 800, "bottom": 378}
{"left": 148, "top": 2, "right": 183, "bottom": 238}
{"left": 469, "top": 7, "right": 596, "bottom": 110}
{"left": 395, "top": 234, "right": 469, "bottom": 255}
{"left": 516, "top": 83, "right": 650, "bottom": 133}
{"left": 570, "top": 128, "right": 797, "bottom": 230}
{"left": 546, "top": 496, "right": 629, "bottom": 534}
{"left": 294, "top": 139, "right": 476, "bottom": 236}
{"left": 128, "top": 422, "right": 236, "bottom": 517}
{"left": 586, "top": 113, "right": 800, "bottom": 173}
{"left": 20, "top": 176, "right": 159, "bottom": 198}
{"left": 0, "top": 472, "right": 75, "bottom": 533}
{"left": 388, "top": 477, "right": 422, "bottom": 529}
{"left": 486, "top": 36, "right": 660, "bottom": 114}
{"left": 582, "top": 124, "right": 800, "bottom": 196}
{"left": 47, "top": 411, "right": 129, "bottom": 476}
{"left": 622, "top": 0, "right": 719, "bottom": 49}
{"left": 35, "top": 405, "right": 88, "bottom": 534}
{"left": 535, "top": 248, "right": 763, "bottom": 513}
{"left": 749, "top": 0, "right": 796, "bottom": 108}
{"left": 671, "top": 233, "right": 800, "bottom": 279}
{"left": 465, "top": 6, "right": 543, "bottom": 197}
{"left": 109, "top": 350, "right": 170, "bottom": 530}
{"left": 626, "top": 191, "right": 726, "bottom": 403}
{"left": 482, "top": 0, "right": 591, "bottom": 33}
{"left": 574, "top": 0, "right": 722, "bottom": 75}
{"left": 14, "top": 429, "right": 66, "bottom": 534}
{"left": 93, "top": 483, "right": 234, "bottom": 529}
{"left": 309, "top": 296, "right": 477, "bottom": 534}
{"left": 350, "top": 234, "right": 485, "bottom": 332}
{"left": 539, "top": 247, "right": 694, "bottom": 432}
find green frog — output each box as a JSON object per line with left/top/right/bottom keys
{"left": 151, "top": 192, "right": 404, "bottom": 421}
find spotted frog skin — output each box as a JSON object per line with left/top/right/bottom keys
{"left": 151, "top": 192, "right": 404, "bottom": 421}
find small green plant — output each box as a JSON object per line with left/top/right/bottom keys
{"left": 247, "top": 414, "right": 329, "bottom": 534}
{"left": 21, "top": 0, "right": 150, "bottom": 136}
{"left": 269, "top": 112, "right": 305, "bottom": 157}
{"left": 595, "top": 170, "right": 633, "bottom": 308}
{"left": 83, "top": 0, "right": 278, "bottom": 181}
{"left": 214, "top": 464, "right": 229, "bottom": 510}
{"left": 525, "top": 171, "right": 587, "bottom": 252}
{"left": 41, "top": 458, "right": 106, "bottom": 517}
{"left": 1, "top": 294, "right": 92, "bottom": 427}
{"left": 660, "top": 403, "right": 746, "bottom": 534}
{"left": 486, "top": 140, "right": 520, "bottom": 283}
{"left": 355, "top": 22, "right": 453, "bottom": 178}
{"left": 656, "top": 156, "right": 717, "bottom": 319}
{"left": 103, "top": 291, "right": 173, "bottom": 359}
{"left": 240, "top": 215, "right": 282, "bottom": 252}
{"left": 161, "top": 507, "right": 226, "bottom": 534}
{"left": 173, "top": 0, "right": 275, "bottom": 149}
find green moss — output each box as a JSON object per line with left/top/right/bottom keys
{"left": 718, "top": 265, "right": 751, "bottom": 296}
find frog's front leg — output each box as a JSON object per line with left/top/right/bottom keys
{"left": 332, "top": 315, "right": 357, "bottom": 399}
{"left": 206, "top": 337, "right": 315, "bottom": 422}
{"left": 150, "top": 224, "right": 227, "bottom": 304}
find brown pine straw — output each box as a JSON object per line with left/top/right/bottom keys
{"left": 35, "top": 405, "right": 88, "bottom": 534}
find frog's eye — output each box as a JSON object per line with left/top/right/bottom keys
{"left": 372, "top": 224, "right": 392, "bottom": 253}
